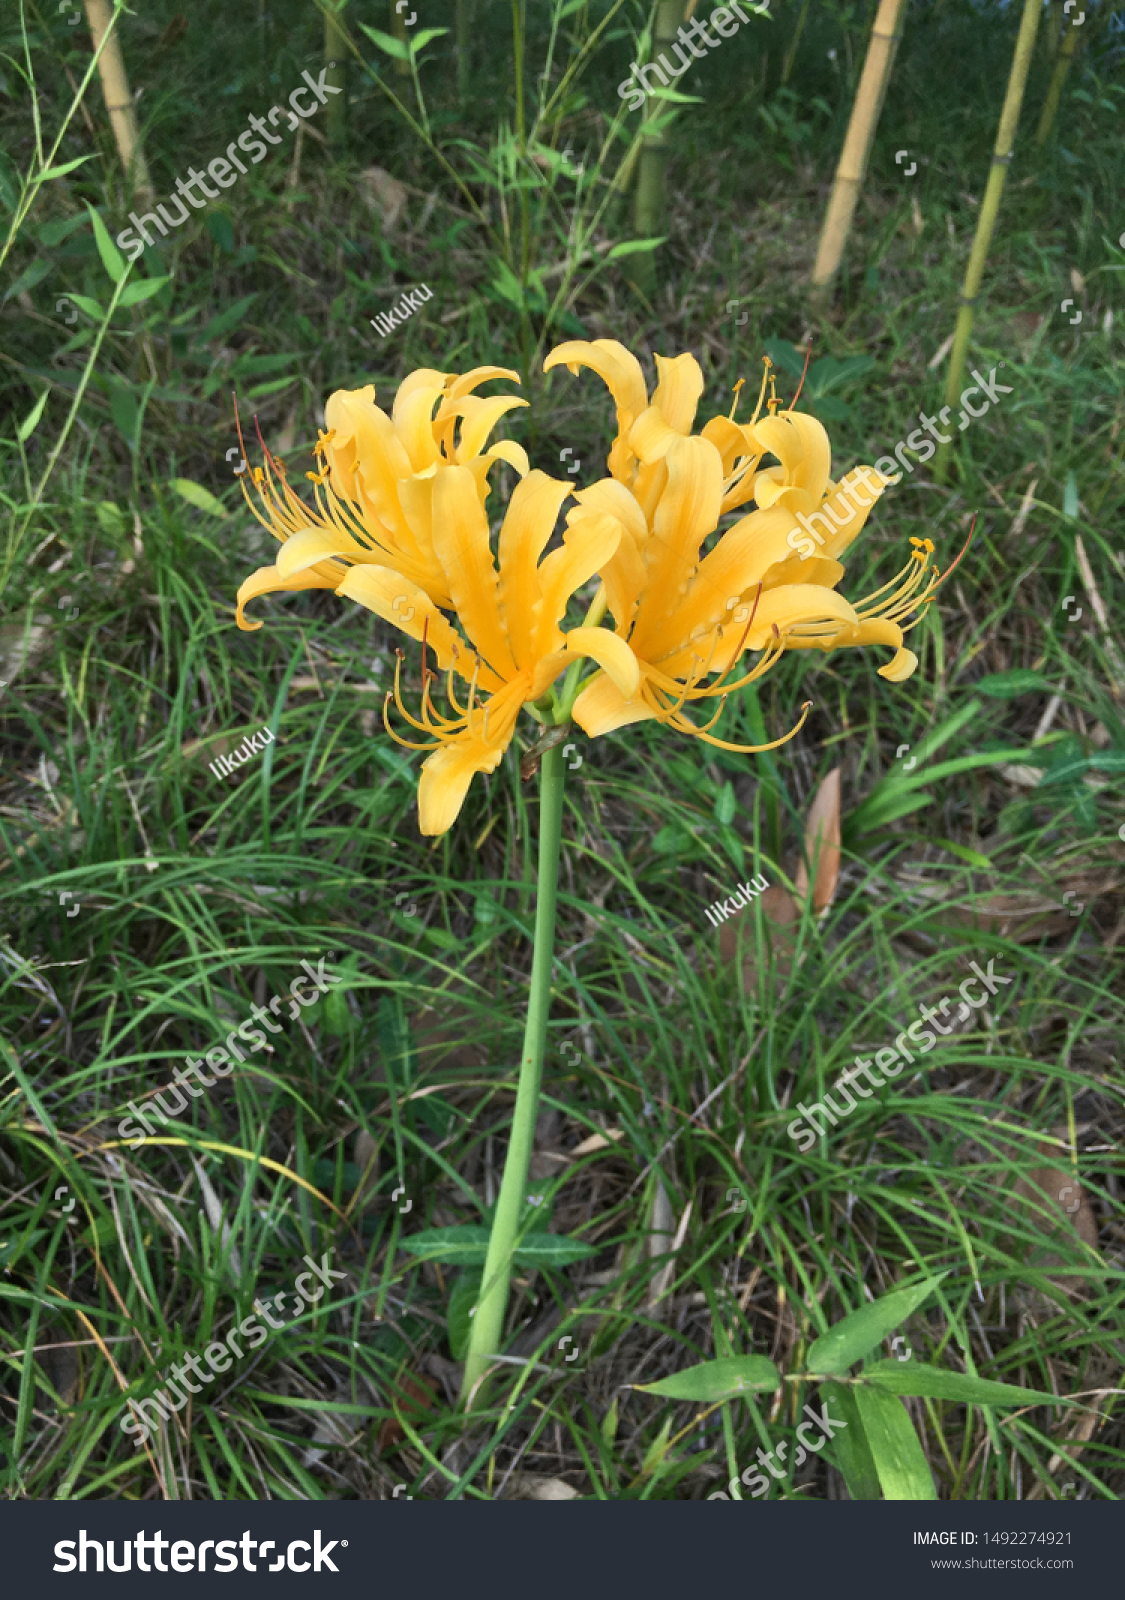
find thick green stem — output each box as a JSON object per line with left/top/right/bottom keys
{"left": 460, "top": 742, "right": 566, "bottom": 1408}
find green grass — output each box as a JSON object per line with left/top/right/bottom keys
{"left": 0, "top": 0, "right": 1123, "bottom": 1501}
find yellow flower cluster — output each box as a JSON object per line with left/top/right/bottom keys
{"left": 234, "top": 342, "right": 946, "bottom": 835}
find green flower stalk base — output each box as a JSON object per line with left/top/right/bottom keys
{"left": 459, "top": 739, "right": 566, "bottom": 1408}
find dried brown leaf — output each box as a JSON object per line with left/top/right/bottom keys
{"left": 795, "top": 766, "right": 841, "bottom": 914}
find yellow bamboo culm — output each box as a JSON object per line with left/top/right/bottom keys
{"left": 934, "top": 0, "right": 1042, "bottom": 480}
{"left": 1035, "top": 11, "right": 1082, "bottom": 145}
{"left": 809, "top": 0, "right": 908, "bottom": 302}
{"left": 630, "top": 0, "right": 690, "bottom": 296}
{"left": 84, "top": 0, "right": 150, "bottom": 198}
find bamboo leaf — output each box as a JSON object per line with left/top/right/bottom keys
{"left": 806, "top": 1275, "right": 946, "bottom": 1375}
{"left": 117, "top": 276, "right": 170, "bottom": 307}
{"left": 16, "top": 390, "right": 49, "bottom": 443}
{"left": 39, "top": 155, "right": 94, "bottom": 181}
{"left": 861, "top": 1361, "right": 1075, "bottom": 1409}
{"left": 607, "top": 238, "right": 666, "bottom": 260}
{"left": 853, "top": 1385, "right": 937, "bottom": 1500}
{"left": 820, "top": 1381, "right": 882, "bottom": 1500}
{"left": 635, "top": 1354, "right": 781, "bottom": 1402}
{"left": 359, "top": 23, "right": 410, "bottom": 60}
{"left": 66, "top": 293, "right": 104, "bottom": 320}
{"left": 86, "top": 203, "right": 125, "bottom": 284}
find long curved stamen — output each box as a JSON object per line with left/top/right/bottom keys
{"left": 390, "top": 649, "right": 447, "bottom": 735}
{"left": 926, "top": 519, "right": 976, "bottom": 596}
{"left": 787, "top": 342, "right": 813, "bottom": 412}
{"left": 382, "top": 689, "right": 441, "bottom": 751}
{"left": 728, "top": 377, "right": 745, "bottom": 422}
{"left": 679, "top": 638, "right": 785, "bottom": 700}
{"left": 464, "top": 654, "right": 482, "bottom": 739}
{"left": 749, "top": 357, "right": 772, "bottom": 426}
{"left": 646, "top": 678, "right": 730, "bottom": 737}
{"left": 855, "top": 546, "right": 932, "bottom": 613}
{"left": 663, "top": 698, "right": 814, "bottom": 754}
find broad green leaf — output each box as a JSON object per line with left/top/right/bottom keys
{"left": 974, "top": 669, "right": 1056, "bottom": 699}
{"left": 862, "top": 1360, "right": 1075, "bottom": 1409}
{"left": 853, "top": 1385, "right": 937, "bottom": 1500}
{"left": 359, "top": 22, "right": 409, "bottom": 59}
{"left": 117, "top": 276, "right": 170, "bottom": 307}
{"left": 171, "top": 479, "right": 230, "bottom": 519}
{"left": 1089, "top": 751, "right": 1125, "bottom": 774}
{"left": 67, "top": 292, "right": 104, "bottom": 320}
{"left": 410, "top": 27, "right": 448, "bottom": 51}
{"left": 607, "top": 237, "right": 666, "bottom": 260}
{"left": 16, "top": 390, "right": 49, "bottom": 443}
{"left": 806, "top": 1274, "right": 946, "bottom": 1375}
{"left": 400, "top": 1225, "right": 596, "bottom": 1267}
{"left": 400, "top": 1225, "right": 492, "bottom": 1263}
{"left": 86, "top": 203, "right": 125, "bottom": 283}
{"left": 635, "top": 1354, "right": 781, "bottom": 1402}
{"left": 513, "top": 1232, "right": 598, "bottom": 1267}
{"left": 820, "top": 1381, "right": 881, "bottom": 1501}
{"left": 39, "top": 154, "right": 94, "bottom": 182}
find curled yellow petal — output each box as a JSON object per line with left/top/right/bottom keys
{"left": 236, "top": 560, "right": 343, "bottom": 631}
{"left": 564, "top": 625, "right": 641, "bottom": 701}
{"left": 571, "top": 673, "right": 654, "bottom": 737}
{"left": 879, "top": 648, "right": 919, "bottom": 683}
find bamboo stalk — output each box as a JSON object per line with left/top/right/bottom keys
{"left": 83, "top": 0, "right": 151, "bottom": 198}
{"left": 456, "top": 0, "right": 474, "bottom": 104}
{"left": 934, "top": 0, "right": 1042, "bottom": 481}
{"left": 324, "top": 1, "right": 348, "bottom": 149}
{"left": 781, "top": 0, "right": 812, "bottom": 86}
{"left": 810, "top": 0, "right": 907, "bottom": 302}
{"left": 630, "top": 0, "right": 688, "bottom": 295}
{"left": 1035, "top": 12, "right": 1082, "bottom": 146}
{"left": 390, "top": 0, "right": 411, "bottom": 79}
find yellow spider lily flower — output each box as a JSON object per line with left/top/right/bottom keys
{"left": 234, "top": 366, "right": 530, "bottom": 631}
{"left": 563, "top": 431, "right": 945, "bottom": 749}
{"left": 336, "top": 466, "right": 636, "bottom": 835}
{"left": 545, "top": 338, "right": 780, "bottom": 522}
